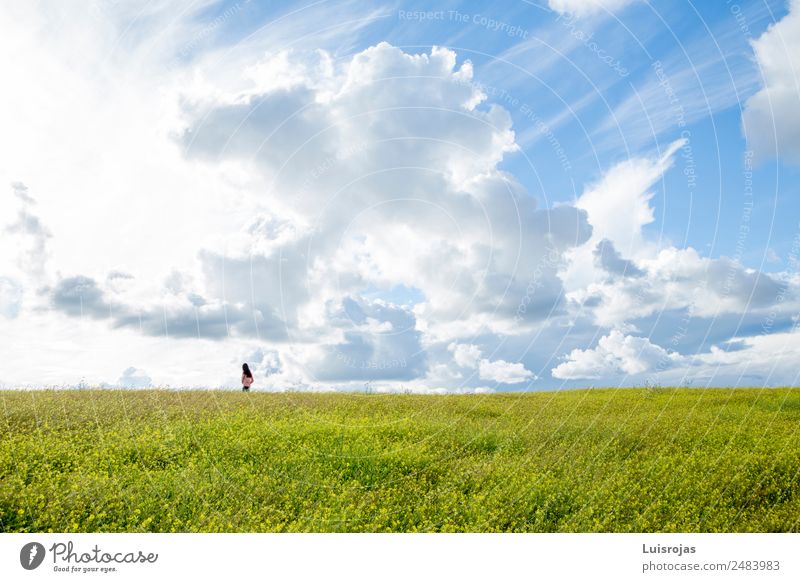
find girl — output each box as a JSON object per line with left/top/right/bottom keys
{"left": 242, "top": 363, "right": 254, "bottom": 392}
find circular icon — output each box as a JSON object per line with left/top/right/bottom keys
{"left": 20, "top": 542, "right": 46, "bottom": 570}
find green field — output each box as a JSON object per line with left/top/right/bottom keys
{"left": 1, "top": 388, "right": 799, "bottom": 532}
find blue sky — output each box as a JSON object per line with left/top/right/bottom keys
{"left": 1, "top": 0, "right": 799, "bottom": 390}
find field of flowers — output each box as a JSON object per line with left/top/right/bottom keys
{"left": 1, "top": 387, "right": 799, "bottom": 532}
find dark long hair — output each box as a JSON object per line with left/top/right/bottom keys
{"left": 242, "top": 363, "right": 253, "bottom": 379}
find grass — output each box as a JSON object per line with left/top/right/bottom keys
{"left": 1, "top": 387, "right": 799, "bottom": 532}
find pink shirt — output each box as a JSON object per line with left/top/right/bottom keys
{"left": 242, "top": 374, "right": 253, "bottom": 387}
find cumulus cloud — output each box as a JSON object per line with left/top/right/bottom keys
{"left": 559, "top": 140, "right": 683, "bottom": 299}
{"left": 689, "top": 327, "right": 800, "bottom": 383}
{"left": 478, "top": 358, "right": 537, "bottom": 384}
{"left": 570, "top": 247, "right": 793, "bottom": 328}
{"left": 41, "top": 41, "right": 579, "bottom": 385}
{"left": 448, "top": 342, "right": 536, "bottom": 385}
{"left": 560, "top": 140, "right": 798, "bottom": 333}
{"left": 552, "top": 330, "right": 681, "bottom": 379}
{"left": 148, "top": 41, "right": 592, "bottom": 384}
{"left": 539, "top": 134, "right": 800, "bottom": 385}
{"left": 448, "top": 342, "right": 482, "bottom": 368}
{"left": 578, "top": 139, "right": 684, "bottom": 254}
{"left": 242, "top": 347, "right": 281, "bottom": 377}
{"left": 742, "top": 0, "right": 800, "bottom": 164}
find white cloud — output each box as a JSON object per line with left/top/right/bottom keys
{"left": 570, "top": 247, "right": 793, "bottom": 328}
{"left": 576, "top": 139, "right": 684, "bottom": 254}
{"left": 553, "top": 144, "right": 800, "bottom": 384}
{"left": 742, "top": 0, "right": 800, "bottom": 164}
{"left": 560, "top": 140, "right": 683, "bottom": 295}
{"left": 448, "top": 342, "right": 482, "bottom": 368}
{"left": 161, "top": 41, "right": 595, "bottom": 383}
{"left": 552, "top": 330, "right": 680, "bottom": 379}
{"left": 478, "top": 358, "right": 536, "bottom": 384}
{"left": 448, "top": 342, "right": 536, "bottom": 384}
{"left": 240, "top": 347, "right": 282, "bottom": 377}
{"left": 559, "top": 141, "right": 798, "bottom": 331}
{"left": 689, "top": 327, "right": 800, "bottom": 383}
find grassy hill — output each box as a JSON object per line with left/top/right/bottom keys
{"left": 1, "top": 387, "right": 799, "bottom": 532}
